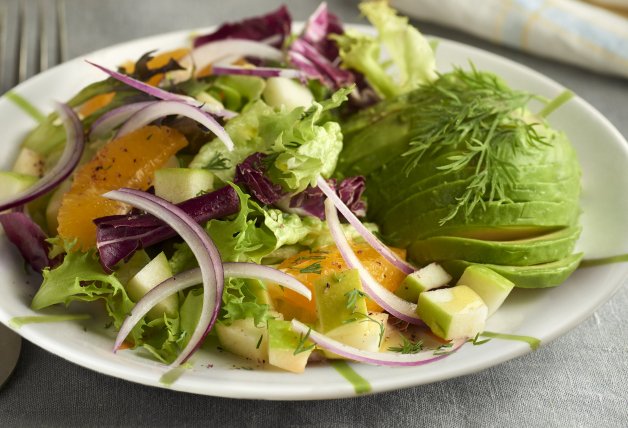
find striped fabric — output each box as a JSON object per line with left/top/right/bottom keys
{"left": 393, "top": 0, "right": 628, "bottom": 78}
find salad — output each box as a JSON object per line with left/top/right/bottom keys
{"left": 0, "top": 1, "right": 581, "bottom": 374}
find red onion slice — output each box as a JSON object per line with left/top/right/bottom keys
{"left": 103, "top": 188, "right": 223, "bottom": 367}
{"left": 89, "top": 101, "right": 156, "bottom": 140}
{"left": 290, "top": 319, "right": 465, "bottom": 367}
{"left": 324, "top": 198, "right": 423, "bottom": 325}
{"left": 170, "top": 39, "right": 285, "bottom": 83}
{"left": 212, "top": 65, "right": 303, "bottom": 80}
{"left": 0, "top": 103, "right": 84, "bottom": 212}
{"left": 317, "top": 177, "right": 415, "bottom": 275}
{"left": 116, "top": 100, "right": 234, "bottom": 151}
{"left": 113, "top": 263, "right": 310, "bottom": 352}
{"left": 85, "top": 60, "right": 237, "bottom": 120}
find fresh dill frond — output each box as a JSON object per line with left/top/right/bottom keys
{"left": 203, "top": 152, "right": 231, "bottom": 170}
{"left": 293, "top": 328, "right": 315, "bottom": 355}
{"left": 401, "top": 65, "right": 548, "bottom": 224}
{"left": 388, "top": 337, "right": 424, "bottom": 354}
{"left": 344, "top": 288, "right": 368, "bottom": 311}
{"left": 342, "top": 312, "right": 385, "bottom": 347}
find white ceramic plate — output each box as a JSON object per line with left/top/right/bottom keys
{"left": 1, "top": 25, "right": 627, "bottom": 400}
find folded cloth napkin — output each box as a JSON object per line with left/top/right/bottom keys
{"left": 392, "top": 0, "right": 628, "bottom": 78}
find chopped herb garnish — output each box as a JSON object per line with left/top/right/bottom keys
{"left": 433, "top": 342, "right": 454, "bottom": 355}
{"left": 388, "top": 337, "right": 424, "bottom": 354}
{"left": 343, "top": 312, "right": 385, "bottom": 347}
{"left": 469, "top": 332, "right": 491, "bottom": 346}
{"left": 256, "top": 334, "right": 264, "bottom": 349}
{"left": 293, "top": 328, "right": 315, "bottom": 355}
{"left": 344, "top": 288, "right": 367, "bottom": 311}
{"left": 204, "top": 152, "right": 231, "bottom": 170}
{"left": 299, "top": 262, "right": 322, "bottom": 274}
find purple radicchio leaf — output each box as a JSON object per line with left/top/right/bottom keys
{"left": 94, "top": 185, "right": 240, "bottom": 272}
{"left": 234, "top": 152, "right": 285, "bottom": 205}
{"left": 193, "top": 5, "right": 291, "bottom": 48}
{"left": 0, "top": 211, "right": 60, "bottom": 273}
{"left": 288, "top": 3, "right": 354, "bottom": 89}
{"left": 285, "top": 176, "right": 367, "bottom": 220}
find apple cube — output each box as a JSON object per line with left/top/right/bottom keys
{"left": 417, "top": 285, "right": 488, "bottom": 340}
{"left": 395, "top": 262, "right": 452, "bottom": 302}
{"left": 457, "top": 265, "right": 515, "bottom": 316}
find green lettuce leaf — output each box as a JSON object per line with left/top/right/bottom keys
{"left": 189, "top": 88, "right": 351, "bottom": 194}
{"left": 333, "top": 1, "right": 436, "bottom": 98}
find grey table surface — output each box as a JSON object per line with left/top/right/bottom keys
{"left": 0, "top": 0, "right": 627, "bottom": 427}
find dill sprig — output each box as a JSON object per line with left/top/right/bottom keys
{"left": 401, "top": 65, "right": 548, "bottom": 224}
{"left": 293, "top": 328, "right": 315, "bottom": 355}
{"left": 388, "top": 337, "right": 424, "bottom": 354}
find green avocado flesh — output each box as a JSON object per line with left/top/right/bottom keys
{"left": 338, "top": 69, "right": 582, "bottom": 288}
{"left": 409, "top": 226, "right": 581, "bottom": 266}
{"left": 440, "top": 252, "right": 583, "bottom": 288}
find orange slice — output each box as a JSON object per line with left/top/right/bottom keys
{"left": 57, "top": 125, "right": 188, "bottom": 250}
{"left": 269, "top": 242, "right": 408, "bottom": 322}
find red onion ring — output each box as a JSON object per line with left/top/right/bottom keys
{"left": 115, "top": 100, "right": 234, "bottom": 151}
{"left": 85, "top": 60, "right": 237, "bottom": 120}
{"left": 212, "top": 65, "right": 303, "bottom": 80}
{"left": 170, "top": 39, "right": 285, "bottom": 83}
{"left": 324, "top": 197, "right": 423, "bottom": 325}
{"left": 291, "top": 319, "right": 465, "bottom": 367}
{"left": 89, "top": 101, "right": 156, "bottom": 140}
{"left": 113, "top": 263, "right": 311, "bottom": 352}
{"left": 0, "top": 103, "right": 84, "bottom": 212}
{"left": 103, "top": 188, "right": 222, "bottom": 367}
{"left": 316, "top": 177, "right": 415, "bottom": 275}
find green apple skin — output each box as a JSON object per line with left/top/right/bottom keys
{"left": 457, "top": 265, "right": 515, "bottom": 316}
{"left": 314, "top": 269, "right": 367, "bottom": 333}
{"left": 417, "top": 285, "right": 488, "bottom": 340}
{"left": 440, "top": 252, "right": 583, "bottom": 289}
{"left": 125, "top": 252, "right": 178, "bottom": 319}
{"left": 153, "top": 168, "right": 215, "bottom": 204}
{"left": 267, "top": 319, "right": 312, "bottom": 373}
{"left": 0, "top": 171, "right": 38, "bottom": 201}
{"left": 395, "top": 263, "right": 452, "bottom": 303}
{"left": 216, "top": 318, "right": 268, "bottom": 364}
{"left": 262, "top": 77, "right": 314, "bottom": 111}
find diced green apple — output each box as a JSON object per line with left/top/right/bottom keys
{"left": 125, "top": 252, "right": 178, "bottom": 319}
{"left": 395, "top": 262, "right": 452, "bottom": 302}
{"left": 267, "top": 318, "right": 312, "bottom": 373}
{"left": 215, "top": 317, "right": 269, "bottom": 364}
{"left": 154, "top": 167, "right": 215, "bottom": 204}
{"left": 262, "top": 77, "right": 314, "bottom": 111}
{"left": 12, "top": 147, "right": 44, "bottom": 177}
{"left": 314, "top": 269, "right": 367, "bottom": 332}
{"left": 323, "top": 312, "right": 388, "bottom": 359}
{"left": 0, "top": 171, "right": 38, "bottom": 203}
{"left": 417, "top": 285, "right": 488, "bottom": 340}
{"left": 457, "top": 265, "right": 515, "bottom": 316}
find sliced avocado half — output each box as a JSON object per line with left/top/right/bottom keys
{"left": 409, "top": 226, "right": 581, "bottom": 266}
{"left": 439, "top": 252, "right": 583, "bottom": 288}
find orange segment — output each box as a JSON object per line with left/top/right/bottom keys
{"left": 57, "top": 126, "right": 188, "bottom": 250}
{"left": 79, "top": 93, "right": 116, "bottom": 117}
{"left": 269, "top": 243, "right": 408, "bottom": 322}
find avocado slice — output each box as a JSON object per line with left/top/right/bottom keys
{"left": 408, "top": 226, "right": 581, "bottom": 266}
{"left": 381, "top": 200, "right": 580, "bottom": 246}
{"left": 440, "top": 252, "right": 584, "bottom": 289}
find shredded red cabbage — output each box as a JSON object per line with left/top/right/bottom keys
{"left": 287, "top": 3, "right": 354, "bottom": 89}
{"left": 95, "top": 185, "right": 239, "bottom": 271}
{"left": 288, "top": 176, "right": 367, "bottom": 219}
{"left": 0, "top": 211, "right": 59, "bottom": 273}
{"left": 234, "top": 153, "right": 285, "bottom": 205}
{"left": 193, "top": 5, "right": 291, "bottom": 48}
